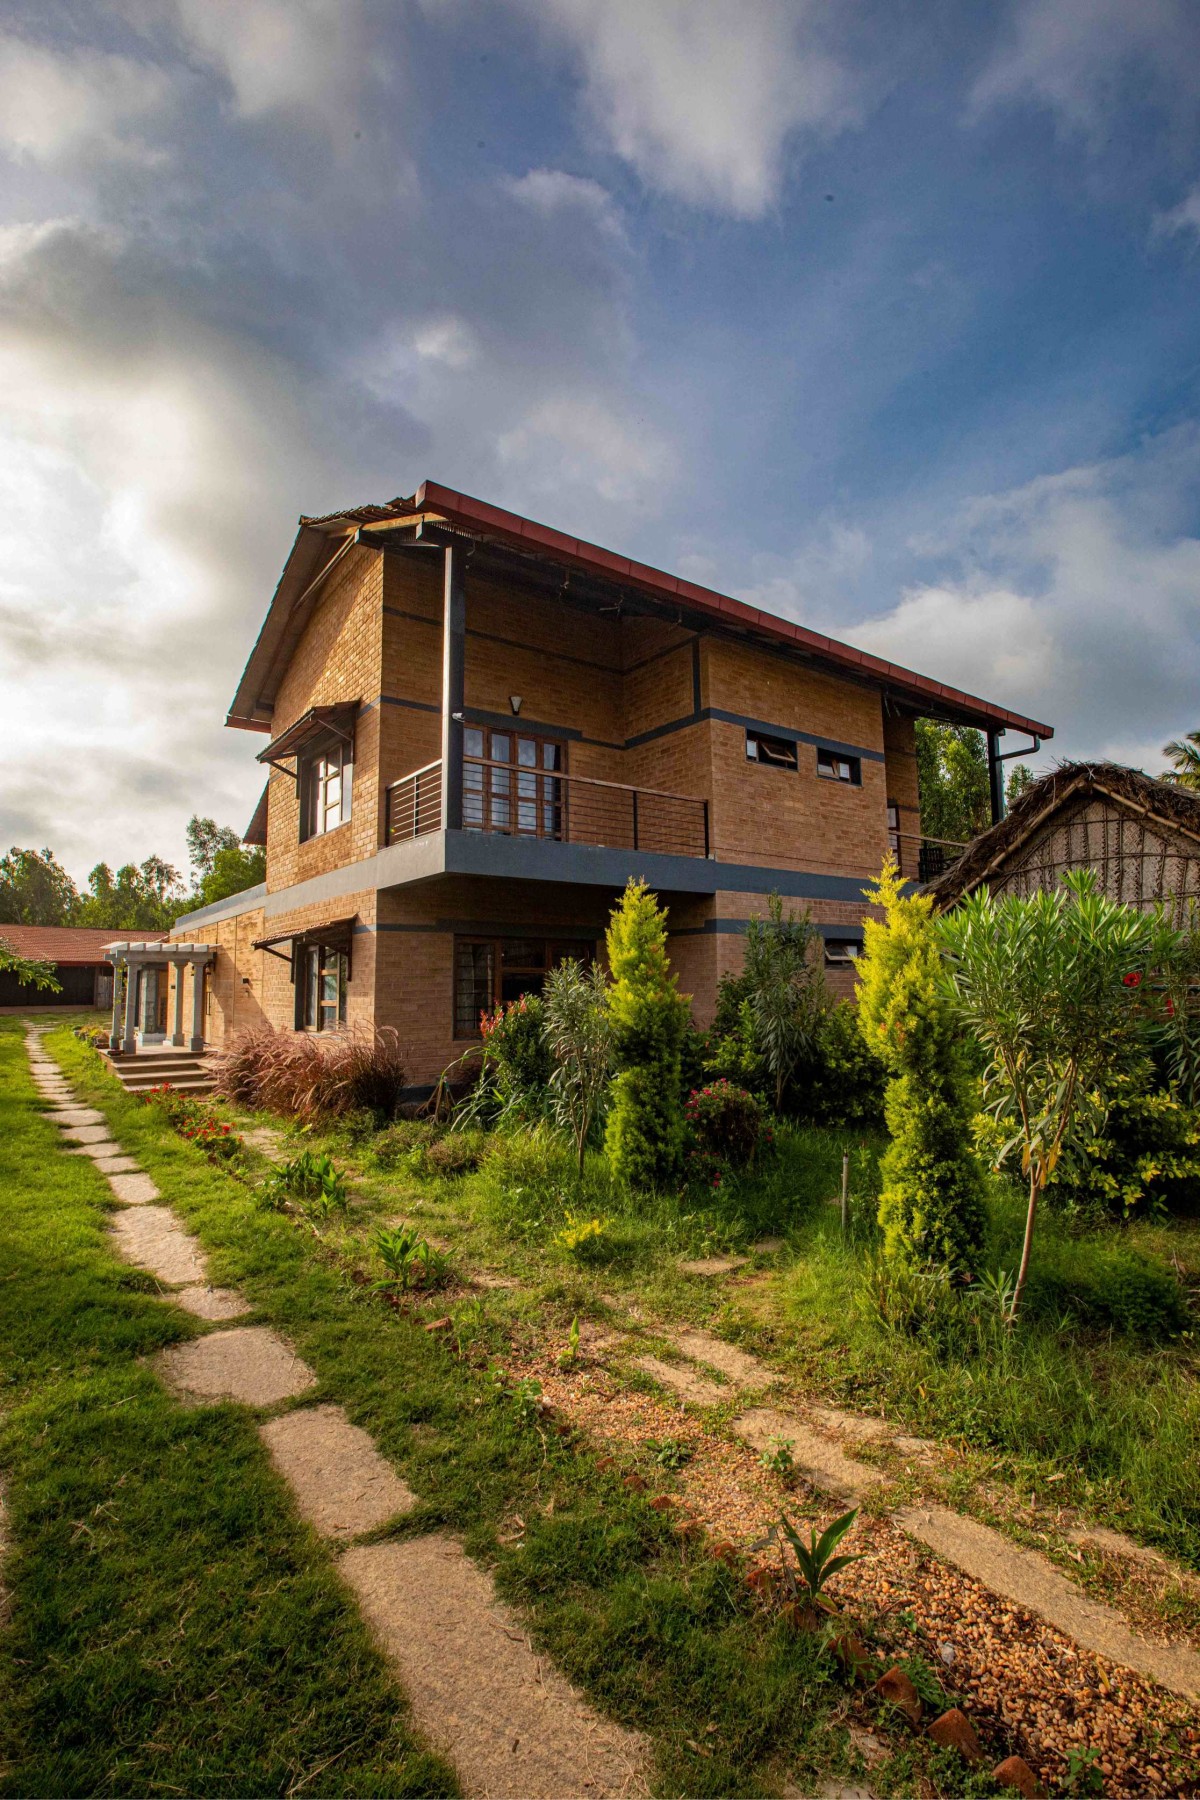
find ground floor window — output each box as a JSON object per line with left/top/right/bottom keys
{"left": 453, "top": 935, "right": 594, "bottom": 1037}
{"left": 299, "top": 942, "right": 348, "bottom": 1031}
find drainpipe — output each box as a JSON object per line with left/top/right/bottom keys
{"left": 987, "top": 730, "right": 1006, "bottom": 825}
{"left": 440, "top": 539, "right": 466, "bottom": 832}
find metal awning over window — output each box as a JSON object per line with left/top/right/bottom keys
{"left": 256, "top": 703, "right": 359, "bottom": 773}
{"left": 252, "top": 915, "right": 357, "bottom": 967}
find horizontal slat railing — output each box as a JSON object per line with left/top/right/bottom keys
{"left": 892, "top": 829, "right": 968, "bottom": 884}
{"left": 386, "top": 760, "right": 442, "bottom": 844}
{"left": 386, "top": 755, "right": 709, "bottom": 859}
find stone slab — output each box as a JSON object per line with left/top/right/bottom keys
{"left": 896, "top": 1503, "right": 1200, "bottom": 1701}
{"left": 107, "top": 1172, "right": 160, "bottom": 1206}
{"left": 678, "top": 1255, "right": 748, "bottom": 1276}
{"left": 733, "top": 1407, "right": 876, "bottom": 1498}
{"left": 339, "top": 1533, "right": 647, "bottom": 1798}
{"left": 260, "top": 1403, "right": 416, "bottom": 1539}
{"left": 109, "top": 1206, "right": 207, "bottom": 1286}
{"left": 66, "top": 1140, "right": 121, "bottom": 1160}
{"left": 94, "top": 1155, "right": 141, "bottom": 1175}
{"left": 670, "top": 1327, "right": 776, "bottom": 1389}
{"left": 173, "top": 1285, "right": 254, "bottom": 1322}
{"left": 47, "top": 1107, "right": 105, "bottom": 1127}
{"left": 61, "top": 1123, "right": 112, "bottom": 1144}
{"left": 635, "top": 1355, "right": 728, "bottom": 1408}
{"left": 153, "top": 1326, "right": 317, "bottom": 1407}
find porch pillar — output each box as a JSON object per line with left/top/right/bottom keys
{"left": 170, "top": 961, "right": 186, "bottom": 1047}
{"left": 440, "top": 539, "right": 466, "bottom": 832}
{"left": 108, "top": 958, "right": 123, "bottom": 1050}
{"left": 121, "top": 957, "right": 139, "bottom": 1054}
{"left": 188, "top": 956, "right": 209, "bottom": 1054}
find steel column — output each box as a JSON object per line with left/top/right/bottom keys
{"left": 441, "top": 541, "right": 466, "bottom": 832}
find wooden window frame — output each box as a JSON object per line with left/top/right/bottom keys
{"left": 745, "top": 729, "right": 798, "bottom": 770}
{"left": 299, "top": 734, "right": 353, "bottom": 842}
{"left": 462, "top": 726, "right": 565, "bottom": 839}
{"left": 823, "top": 937, "right": 862, "bottom": 969}
{"left": 297, "top": 942, "right": 349, "bottom": 1032}
{"left": 453, "top": 934, "right": 594, "bottom": 1039}
{"left": 816, "top": 746, "right": 862, "bottom": 786}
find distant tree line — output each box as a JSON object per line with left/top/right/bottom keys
{"left": 0, "top": 817, "right": 265, "bottom": 932}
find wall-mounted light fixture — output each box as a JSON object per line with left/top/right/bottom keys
{"left": 510, "top": 695, "right": 522, "bottom": 715}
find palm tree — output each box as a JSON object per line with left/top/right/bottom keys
{"left": 1162, "top": 731, "right": 1200, "bottom": 791}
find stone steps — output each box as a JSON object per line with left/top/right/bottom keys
{"left": 106, "top": 1053, "right": 216, "bottom": 1095}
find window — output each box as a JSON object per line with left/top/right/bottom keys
{"left": 300, "top": 735, "right": 352, "bottom": 840}
{"left": 454, "top": 935, "right": 594, "bottom": 1037}
{"left": 463, "top": 727, "right": 564, "bottom": 837}
{"left": 299, "top": 943, "right": 348, "bottom": 1031}
{"left": 887, "top": 799, "right": 900, "bottom": 860}
{"left": 824, "top": 937, "right": 862, "bottom": 969}
{"left": 816, "top": 746, "right": 861, "bottom": 785}
{"left": 745, "top": 729, "right": 798, "bottom": 769}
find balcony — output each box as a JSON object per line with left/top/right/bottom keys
{"left": 387, "top": 755, "right": 710, "bottom": 860}
{"left": 893, "top": 830, "right": 968, "bottom": 885}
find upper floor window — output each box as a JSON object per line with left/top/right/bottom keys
{"left": 300, "top": 736, "right": 352, "bottom": 840}
{"left": 745, "top": 729, "right": 798, "bottom": 769}
{"left": 824, "top": 937, "right": 862, "bottom": 969}
{"left": 463, "top": 726, "right": 564, "bottom": 837}
{"left": 817, "top": 746, "right": 861, "bottom": 785}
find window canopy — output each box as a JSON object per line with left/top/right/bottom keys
{"left": 256, "top": 703, "right": 358, "bottom": 773}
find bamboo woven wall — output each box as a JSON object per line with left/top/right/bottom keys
{"left": 990, "top": 796, "right": 1200, "bottom": 923}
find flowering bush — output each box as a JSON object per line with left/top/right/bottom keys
{"left": 143, "top": 1083, "right": 243, "bottom": 1163}
{"left": 554, "top": 1211, "right": 610, "bottom": 1258}
{"left": 479, "top": 993, "right": 552, "bottom": 1108}
{"left": 684, "top": 1080, "right": 771, "bottom": 1185}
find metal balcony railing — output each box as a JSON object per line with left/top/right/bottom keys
{"left": 386, "top": 755, "right": 710, "bottom": 859}
{"left": 892, "top": 830, "right": 968, "bottom": 884}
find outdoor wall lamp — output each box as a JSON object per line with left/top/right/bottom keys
{"left": 510, "top": 695, "right": 522, "bottom": 714}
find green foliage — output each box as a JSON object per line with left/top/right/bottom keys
{"left": 480, "top": 992, "right": 553, "bottom": 1110}
{"left": 1046, "top": 1063, "right": 1200, "bottom": 1221}
{"left": 794, "top": 1001, "right": 886, "bottom": 1130}
{"left": 914, "top": 720, "right": 990, "bottom": 845}
{"left": 858, "top": 859, "right": 985, "bottom": 1276}
{"left": 75, "top": 855, "right": 186, "bottom": 931}
{"left": 178, "top": 842, "right": 266, "bottom": 912}
{"left": 1005, "top": 763, "right": 1034, "bottom": 808}
{"left": 411, "top": 1129, "right": 485, "bottom": 1179}
{"left": 1162, "top": 728, "right": 1200, "bottom": 792}
{"left": 645, "top": 1436, "right": 694, "bottom": 1471}
{"left": 543, "top": 958, "right": 613, "bottom": 1173}
{"left": 604, "top": 880, "right": 689, "bottom": 1190}
{"left": 753, "top": 1508, "right": 864, "bottom": 1613}
{"left": 939, "top": 869, "right": 1181, "bottom": 1316}
{"left": 1026, "top": 1239, "right": 1188, "bottom": 1338}
{"left": 0, "top": 846, "right": 78, "bottom": 925}
{"left": 142, "top": 1084, "right": 244, "bottom": 1164}
{"left": 554, "top": 1211, "right": 611, "bottom": 1259}
{"left": 371, "top": 1118, "right": 440, "bottom": 1166}
{"left": 758, "top": 1436, "right": 796, "bottom": 1483}
{"left": 262, "top": 1149, "right": 349, "bottom": 1211}
{"left": 0, "top": 936, "right": 60, "bottom": 993}
{"left": 741, "top": 894, "right": 826, "bottom": 1112}
{"left": 371, "top": 1223, "right": 451, "bottom": 1292}
{"left": 684, "top": 1080, "right": 771, "bottom": 1188}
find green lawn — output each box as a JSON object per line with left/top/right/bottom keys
{"left": 6, "top": 1022, "right": 990, "bottom": 1799}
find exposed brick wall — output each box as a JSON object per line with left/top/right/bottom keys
{"left": 883, "top": 709, "right": 922, "bottom": 879}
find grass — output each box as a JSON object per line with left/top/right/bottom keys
{"left": 0, "top": 1021, "right": 452, "bottom": 1799}
{"left": 13, "top": 1025, "right": 988, "bottom": 1799}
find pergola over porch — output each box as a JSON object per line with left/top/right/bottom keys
{"left": 104, "top": 941, "right": 214, "bottom": 1054}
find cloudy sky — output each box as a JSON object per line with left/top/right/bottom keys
{"left": 2, "top": 0, "right": 1200, "bottom": 882}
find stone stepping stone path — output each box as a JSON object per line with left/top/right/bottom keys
{"left": 651, "top": 1327, "right": 1200, "bottom": 1706}
{"left": 24, "top": 1029, "right": 645, "bottom": 1798}
{"left": 635, "top": 1354, "right": 728, "bottom": 1408}
{"left": 340, "top": 1533, "right": 647, "bottom": 1799}
{"left": 260, "top": 1404, "right": 417, "bottom": 1540}
{"left": 670, "top": 1326, "right": 778, "bottom": 1390}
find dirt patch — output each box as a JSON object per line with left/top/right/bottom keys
{"left": 173, "top": 1285, "right": 254, "bottom": 1322}
{"left": 678, "top": 1256, "right": 748, "bottom": 1276}
{"left": 107, "top": 1172, "right": 160, "bottom": 1206}
{"left": 339, "top": 1532, "right": 648, "bottom": 1798}
{"left": 109, "top": 1206, "right": 207, "bottom": 1286}
{"left": 670, "top": 1327, "right": 776, "bottom": 1390}
{"left": 260, "top": 1403, "right": 416, "bottom": 1539}
{"left": 153, "top": 1326, "right": 317, "bottom": 1408}
{"left": 634, "top": 1355, "right": 729, "bottom": 1408}
{"left": 897, "top": 1503, "right": 1200, "bottom": 1702}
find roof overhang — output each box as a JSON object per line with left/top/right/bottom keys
{"left": 244, "top": 782, "right": 268, "bottom": 846}
{"left": 226, "top": 481, "right": 1055, "bottom": 742}
{"left": 256, "top": 702, "right": 359, "bottom": 772}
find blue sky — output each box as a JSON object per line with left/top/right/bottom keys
{"left": 1, "top": 0, "right": 1199, "bottom": 879}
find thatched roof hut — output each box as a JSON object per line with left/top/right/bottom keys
{"left": 929, "top": 762, "right": 1200, "bottom": 922}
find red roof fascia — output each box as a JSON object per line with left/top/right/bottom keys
{"left": 414, "top": 478, "right": 1053, "bottom": 739}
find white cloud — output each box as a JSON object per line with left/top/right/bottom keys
{"left": 497, "top": 393, "right": 674, "bottom": 506}
{"left": 1154, "top": 183, "right": 1200, "bottom": 241}
{"left": 529, "top": 0, "right": 861, "bottom": 217}
{"left": 0, "top": 36, "right": 173, "bottom": 166}
{"left": 969, "top": 0, "right": 1198, "bottom": 138}
{"left": 504, "top": 167, "right": 625, "bottom": 238}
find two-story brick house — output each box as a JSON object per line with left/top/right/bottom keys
{"left": 166, "top": 481, "right": 1051, "bottom": 1092}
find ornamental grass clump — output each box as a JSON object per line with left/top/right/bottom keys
{"left": 857, "top": 857, "right": 985, "bottom": 1279}
{"left": 214, "top": 1024, "right": 407, "bottom": 1123}
{"left": 604, "top": 879, "right": 690, "bottom": 1190}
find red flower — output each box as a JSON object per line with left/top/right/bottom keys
{"left": 1122, "top": 971, "right": 1143, "bottom": 989}
{"left": 1165, "top": 996, "right": 1176, "bottom": 1017}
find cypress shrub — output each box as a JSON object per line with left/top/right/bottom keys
{"left": 604, "top": 879, "right": 689, "bottom": 1189}
{"left": 858, "top": 859, "right": 985, "bottom": 1276}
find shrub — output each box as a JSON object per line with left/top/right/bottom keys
{"left": 605, "top": 879, "right": 689, "bottom": 1190}
{"left": 794, "top": 1002, "right": 886, "bottom": 1130}
{"left": 213, "top": 1024, "right": 407, "bottom": 1123}
{"left": 543, "top": 958, "right": 612, "bottom": 1172}
{"left": 740, "top": 894, "right": 827, "bottom": 1112}
{"left": 554, "top": 1212, "right": 611, "bottom": 1259}
{"left": 372, "top": 1223, "right": 451, "bottom": 1293}
{"left": 373, "top": 1118, "right": 440, "bottom": 1167}
{"left": 1048, "top": 1064, "right": 1200, "bottom": 1221}
{"left": 142, "top": 1084, "right": 243, "bottom": 1164}
{"left": 684, "top": 1080, "right": 770, "bottom": 1173}
{"left": 1026, "top": 1240, "right": 1188, "bottom": 1338}
{"left": 412, "top": 1129, "right": 485, "bottom": 1179}
{"left": 262, "top": 1149, "right": 349, "bottom": 1209}
{"left": 480, "top": 994, "right": 552, "bottom": 1110}
{"left": 858, "top": 859, "right": 985, "bottom": 1278}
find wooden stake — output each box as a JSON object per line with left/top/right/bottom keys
{"left": 840, "top": 1150, "right": 850, "bottom": 1239}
